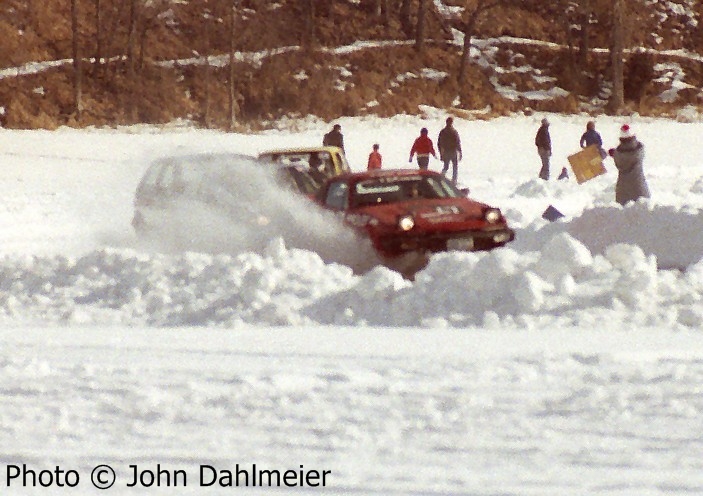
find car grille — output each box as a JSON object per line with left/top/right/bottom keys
{"left": 378, "top": 229, "right": 514, "bottom": 254}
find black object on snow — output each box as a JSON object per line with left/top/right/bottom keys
{"left": 542, "top": 205, "right": 565, "bottom": 222}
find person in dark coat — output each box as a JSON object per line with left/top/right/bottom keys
{"left": 609, "top": 124, "right": 651, "bottom": 205}
{"left": 535, "top": 118, "right": 552, "bottom": 180}
{"left": 409, "top": 128, "right": 437, "bottom": 170}
{"left": 437, "top": 117, "right": 462, "bottom": 184}
{"left": 323, "top": 124, "right": 344, "bottom": 152}
{"left": 580, "top": 120, "right": 607, "bottom": 159}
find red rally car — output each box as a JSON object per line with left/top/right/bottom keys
{"left": 315, "top": 169, "right": 515, "bottom": 263}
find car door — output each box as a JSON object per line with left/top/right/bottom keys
{"left": 329, "top": 150, "right": 351, "bottom": 175}
{"left": 133, "top": 162, "right": 166, "bottom": 231}
{"left": 137, "top": 162, "right": 182, "bottom": 229}
{"left": 323, "top": 181, "right": 350, "bottom": 211}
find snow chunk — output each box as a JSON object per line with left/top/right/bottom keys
{"left": 511, "top": 271, "right": 549, "bottom": 313}
{"left": 606, "top": 244, "right": 658, "bottom": 308}
{"left": 535, "top": 233, "right": 593, "bottom": 282}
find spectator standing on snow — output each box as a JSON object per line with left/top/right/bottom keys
{"left": 437, "top": 117, "right": 462, "bottom": 184}
{"left": 323, "top": 124, "right": 345, "bottom": 152}
{"left": 409, "top": 127, "right": 437, "bottom": 170}
{"left": 580, "top": 120, "right": 607, "bottom": 159}
{"left": 367, "top": 143, "right": 382, "bottom": 170}
{"left": 609, "top": 124, "right": 650, "bottom": 205}
{"left": 535, "top": 118, "right": 552, "bottom": 180}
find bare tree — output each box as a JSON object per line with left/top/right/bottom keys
{"left": 127, "top": 0, "right": 139, "bottom": 122}
{"left": 71, "top": 0, "right": 83, "bottom": 116}
{"left": 94, "top": 0, "right": 103, "bottom": 70}
{"left": 577, "top": 0, "right": 591, "bottom": 68}
{"left": 193, "top": 1, "right": 213, "bottom": 127}
{"left": 415, "top": 0, "right": 427, "bottom": 52}
{"left": 101, "top": 1, "right": 126, "bottom": 77}
{"left": 400, "top": 0, "right": 413, "bottom": 37}
{"left": 609, "top": 0, "right": 625, "bottom": 113}
{"left": 229, "top": 1, "right": 239, "bottom": 129}
{"left": 365, "top": 0, "right": 389, "bottom": 25}
{"left": 302, "top": 0, "right": 315, "bottom": 49}
{"left": 380, "top": 0, "right": 390, "bottom": 26}
{"left": 457, "top": 0, "right": 506, "bottom": 86}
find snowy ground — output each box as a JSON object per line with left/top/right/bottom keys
{"left": 2, "top": 113, "right": 703, "bottom": 494}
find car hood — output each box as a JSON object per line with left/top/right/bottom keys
{"left": 355, "top": 198, "right": 491, "bottom": 228}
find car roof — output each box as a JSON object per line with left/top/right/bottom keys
{"left": 149, "top": 152, "right": 302, "bottom": 175}
{"left": 334, "top": 168, "right": 441, "bottom": 182}
{"left": 259, "top": 146, "right": 343, "bottom": 156}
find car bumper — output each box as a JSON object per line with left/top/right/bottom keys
{"left": 377, "top": 227, "right": 515, "bottom": 256}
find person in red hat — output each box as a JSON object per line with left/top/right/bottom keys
{"left": 608, "top": 124, "right": 651, "bottom": 205}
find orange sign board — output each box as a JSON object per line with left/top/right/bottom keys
{"left": 568, "top": 145, "right": 607, "bottom": 184}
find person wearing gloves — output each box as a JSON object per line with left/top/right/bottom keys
{"left": 409, "top": 128, "right": 437, "bottom": 170}
{"left": 608, "top": 124, "right": 651, "bottom": 205}
{"left": 580, "top": 120, "right": 607, "bottom": 159}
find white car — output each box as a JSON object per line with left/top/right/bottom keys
{"left": 131, "top": 153, "right": 317, "bottom": 235}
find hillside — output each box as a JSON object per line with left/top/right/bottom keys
{"left": 0, "top": 0, "right": 702, "bottom": 130}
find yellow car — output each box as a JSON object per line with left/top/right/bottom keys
{"left": 258, "top": 146, "right": 351, "bottom": 193}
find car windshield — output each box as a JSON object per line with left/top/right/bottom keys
{"left": 280, "top": 165, "right": 320, "bottom": 195}
{"left": 350, "top": 175, "right": 461, "bottom": 208}
{"left": 263, "top": 152, "right": 333, "bottom": 174}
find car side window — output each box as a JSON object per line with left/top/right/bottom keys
{"left": 156, "top": 164, "right": 179, "bottom": 195}
{"left": 319, "top": 152, "right": 334, "bottom": 176}
{"left": 334, "top": 152, "right": 351, "bottom": 173}
{"left": 136, "top": 163, "right": 163, "bottom": 195}
{"left": 179, "top": 162, "right": 205, "bottom": 197}
{"left": 325, "top": 182, "right": 349, "bottom": 210}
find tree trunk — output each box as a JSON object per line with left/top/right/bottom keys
{"left": 103, "top": 1, "right": 122, "bottom": 77}
{"left": 381, "top": 0, "right": 390, "bottom": 27}
{"left": 229, "top": 1, "right": 238, "bottom": 130}
{"left": 458, "top": 16, "right": 476, "bottom": 86}
{"left": 457, "top": 1, "right": 504, "bottom": 85}
{"left": 415, "top": 0, "right": 427, "bottom": 52}
{"left": 303, "top": 0, "right": 315, "bottom": 49}
{"left": 127, "top": 0, "right": 139, "bottom": 122}
{"left": 564, "top": 8, "right": 576, "bottom": 73}
{"left": 400, "top": 0, "right": 413, "bottom": 37}
{"left": 578, "top": 0, "right": 590, "bottom": 68}
{"left": 609, "top": 0, "right": 625, "bottom": 113}
{"left": 71, "top": 0, "right": 83, "bottom": 117}
{"left": 95, "top": 0, "right": 102, "bottom": 70}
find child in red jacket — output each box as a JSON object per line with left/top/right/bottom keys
{"left": 409, "top": 128, "right": 437, "bottom": 170}
{"left": 367, "top": 143, "right": 382, "bottom": 170}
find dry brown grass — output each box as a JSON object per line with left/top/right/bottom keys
{"left": 0, "top": 0, "right": 702, "bottom": 129}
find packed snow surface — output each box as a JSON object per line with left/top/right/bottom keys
{"left": 2, "top": 113, "right": 703, "bottom": 495}
{"left": 2, "top": 114, "right": 703, "bottom": 329}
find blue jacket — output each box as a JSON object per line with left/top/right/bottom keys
{"left": 580, "top": 129, "right": 602, "bottom": 148}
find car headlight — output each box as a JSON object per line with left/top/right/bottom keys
{"left": 484, "top": 208, "right": 501, "bottom": 223}
{"left": 398, "top": 214, "right": 415, "bottom": 231}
